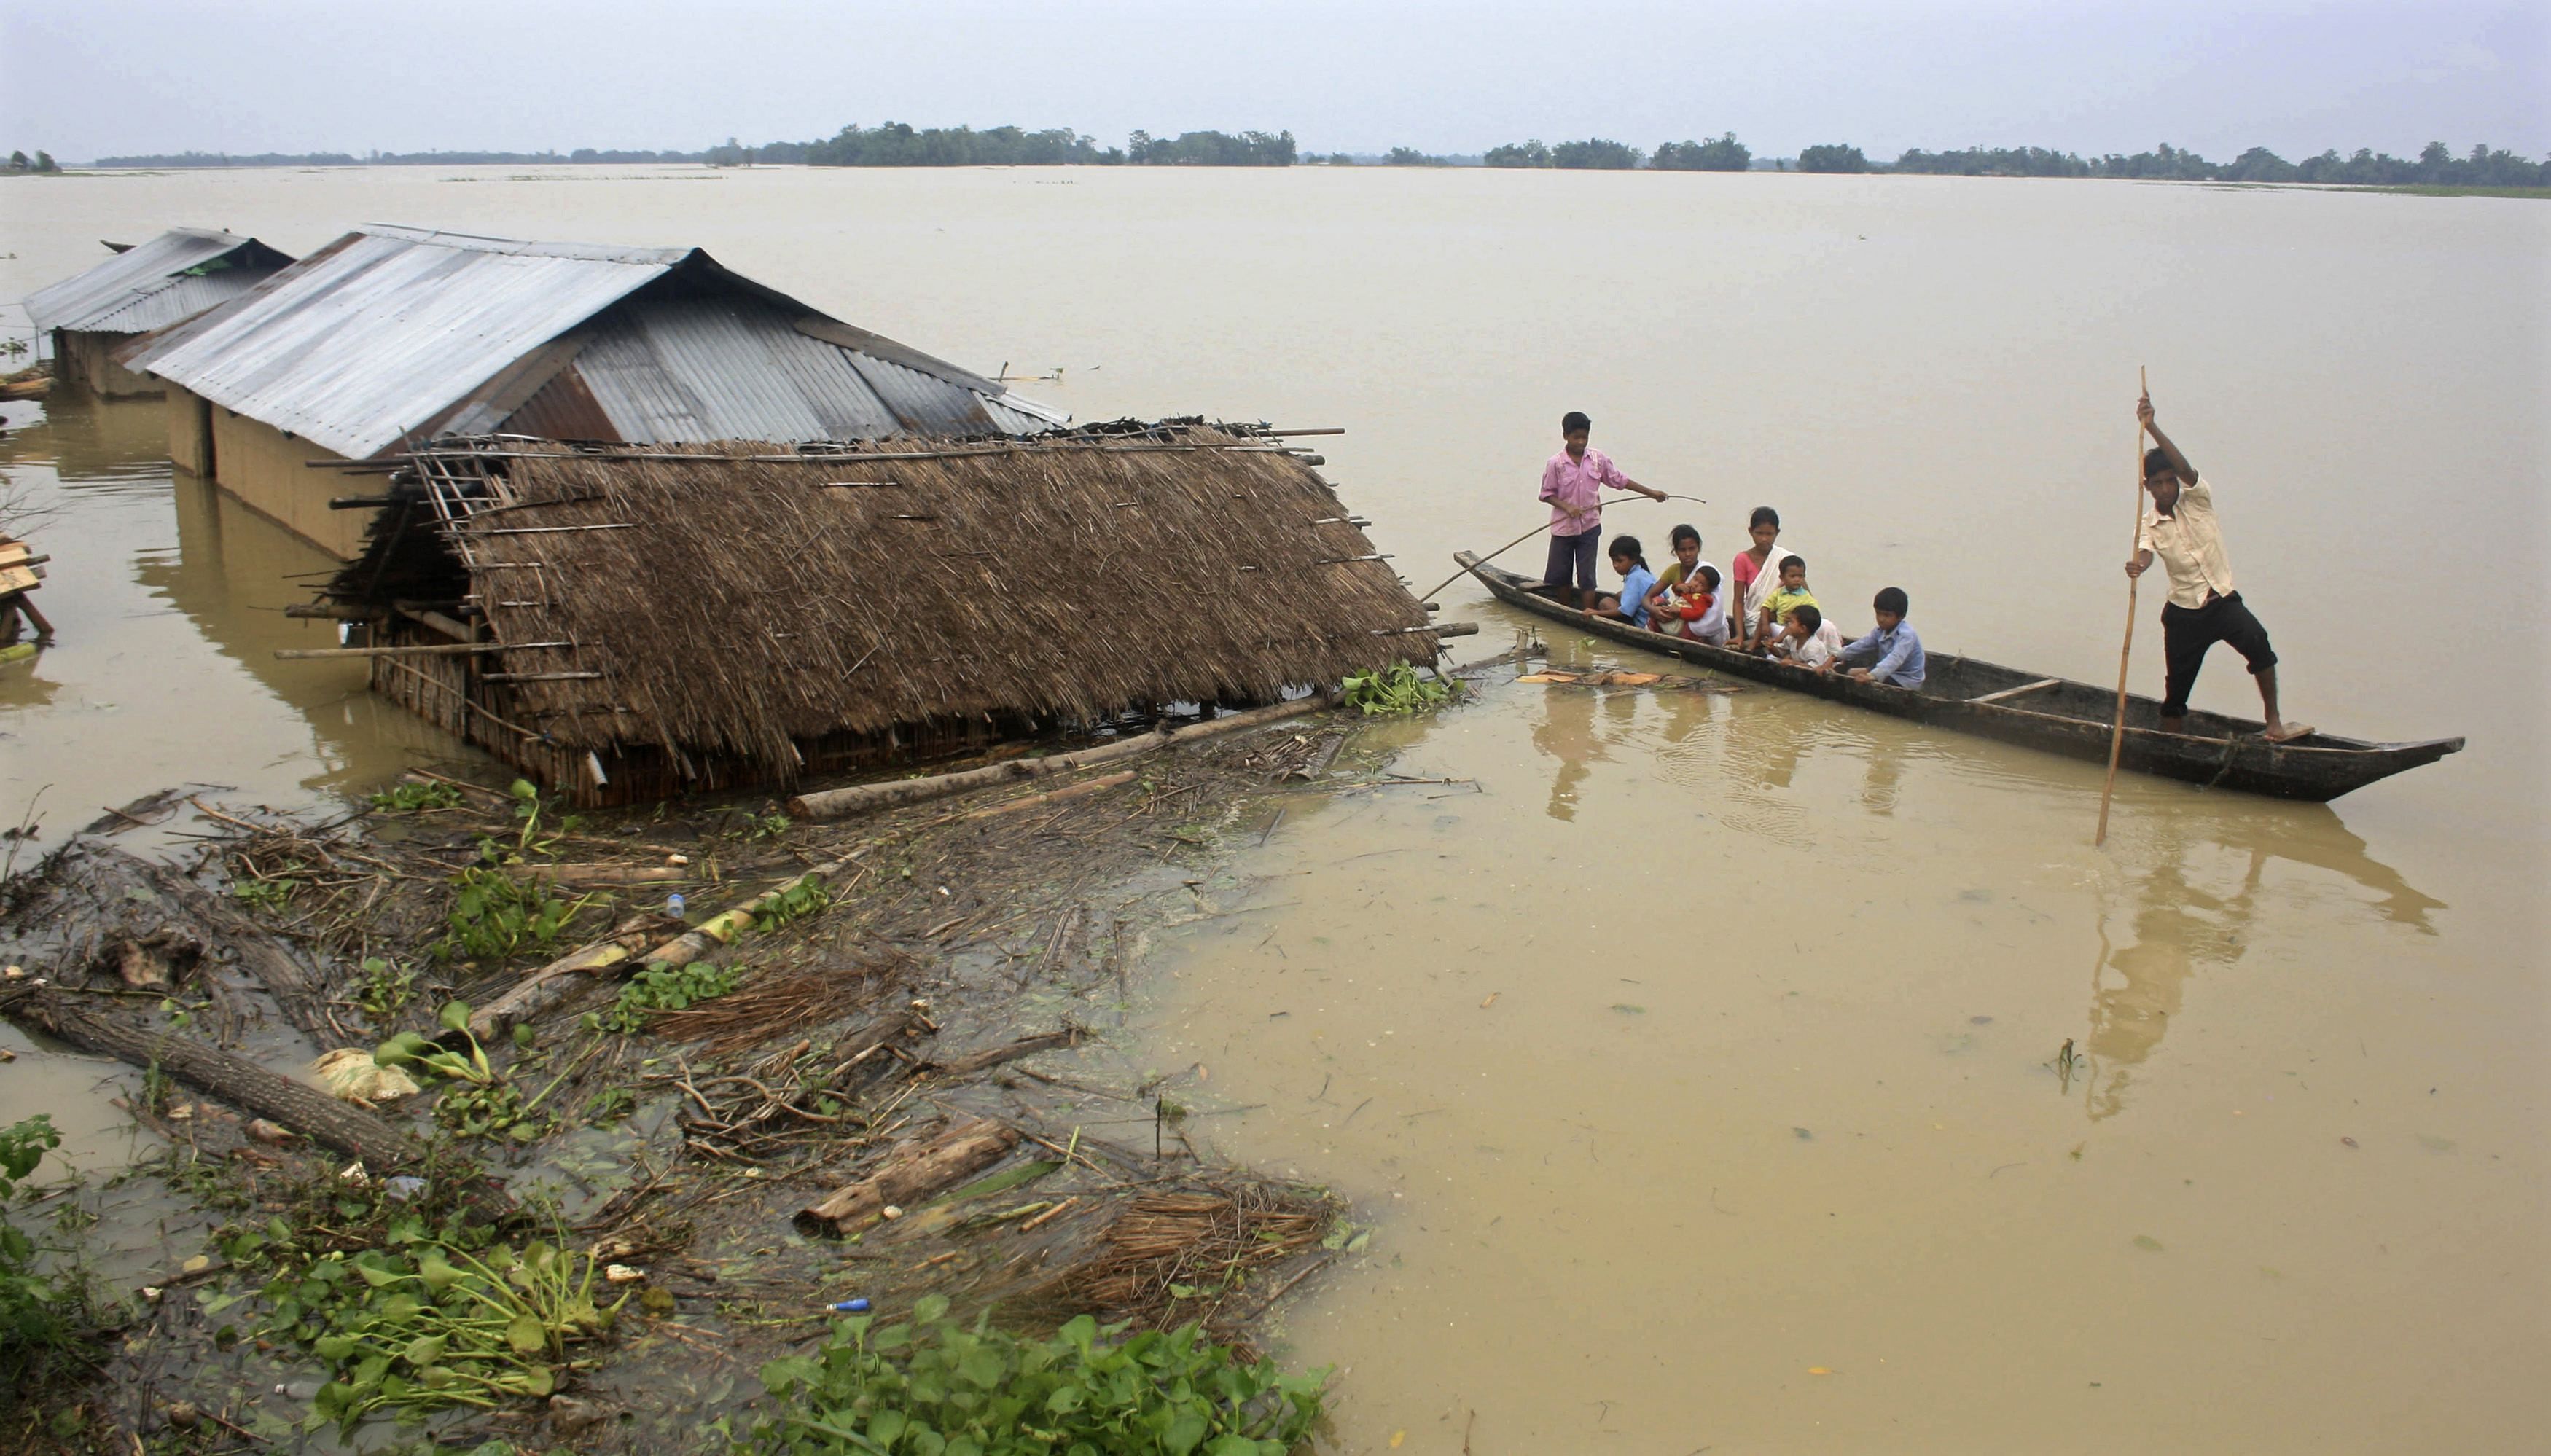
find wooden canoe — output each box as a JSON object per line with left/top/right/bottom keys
{"left": 1456, "top": 552, "right": 2463, "bottom": 802}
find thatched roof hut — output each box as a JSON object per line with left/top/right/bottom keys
{"left": 322, "top": 423, "right": 1434, "bottom": 804}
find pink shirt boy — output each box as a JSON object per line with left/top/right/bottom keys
{"left": 1540, "top": 447, "right": 1636, "bottom": 535}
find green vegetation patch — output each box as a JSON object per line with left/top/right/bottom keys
{"left": 752, "top": 1299, "right": 1327, "bottom": 1456}
{"left": 598, "top": 960, "right": 741, "bottom": 1034}
{"left": 1343, "top": 663, "right": 1453, "bottom": 716}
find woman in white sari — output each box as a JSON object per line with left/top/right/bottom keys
{"left": 1730, "top": 506, "right": 1798, "bottom": 652}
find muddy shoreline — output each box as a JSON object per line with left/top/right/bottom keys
{"left": 1, "top": 705, "right": 1426, "bottom": 1451}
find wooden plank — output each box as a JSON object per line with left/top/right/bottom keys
{"left": 1967, "top": 677, "right": 2064, "bottom": 705}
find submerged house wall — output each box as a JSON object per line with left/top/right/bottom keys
{"left": 56, "top": 329, "right": 162, "bottom": 397}
{"left": 206, "top": 409, "right": 366, "bottom": 560}
{"left": 362, "top": 611, "right": 1014, "bottom": 807}
{"left": 166, "top": 385, "right": 215, "bottom": 476}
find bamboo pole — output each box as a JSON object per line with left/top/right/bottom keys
{"left": 2095, "top": 368, "right": 2149, "bottom": 848}
{"left": 787, "top": 694, "right": 1335, "bottom": 822}
{"left": 272, "top": 641, "right": 570, "bottom": 661}
{"left": 465, "top": 852, "right": 865, "bottom": 1039}
{"left": 1411, "top": 520, "right": 1556, "bottom": 608}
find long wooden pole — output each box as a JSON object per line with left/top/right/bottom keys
{"left": 2095, "top": 368, "right": 2149, "bottom": 847}
{"left": 1412, "top": 519, "right": 1555, "bottom": 608}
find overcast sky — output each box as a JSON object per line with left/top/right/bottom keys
{"left": 4, "top": 1, "right": 2544, "bottom": 162}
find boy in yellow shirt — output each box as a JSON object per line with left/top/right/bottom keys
{"left": 1750, "top": 555, "right": 1817, "bottom": 653}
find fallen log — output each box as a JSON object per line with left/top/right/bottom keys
{"left": 926, "top": 1028, "right": 1079, "bottom": 1077}
{"left": 961, "top": 770, "right": 1136, "bottom": 822}
{"left": 794, "top": 1116, "right": 1020, "bottom": 1235}
{"left": 787, "top": 694, "right": 1336, "bottom": 823}
{"left": 466, "top": 853, "right": 864, "bottom": 1041}
{"left": 136, "top": 859, "right": 335, "bottom": 1035}
{"left": 1, "top": 984, "right": 417, "bottom": 1166}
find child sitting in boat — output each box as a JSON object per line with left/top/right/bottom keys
{"left": 1820, "top": 587, "right": 1927, "bottom": 688}
{"left": 1667, "top": 563, "right": 1728, "bottom": 644}
{"left": 1749, "top": 555, "right": 1818, "bottom": 651}
{"left": 1641, "top": 525, "right": 1714, "bottom": 630}
{"left": 1771, "top": 602, "right": 1843, "bottom": 667}
{"left": 1587, "top": 536, "right": 1656, "bottom": 627}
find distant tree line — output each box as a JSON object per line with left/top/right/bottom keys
{"left": 1474, "top": 133, "right": 2545, "bottom": 187}
{"left": 4, "top": 150, "right": 61, "bottom": 173}
{"left": 1866, "top": 140, "right": 2547, "bottom": 186}
{"left": 74, "top": 132, "right": 2550, "bottom": 188}
{"left": 703, "top": 124, "right": 1294, "bottom": 168}
{"left": 91, "top": 147, "right": 705, "bottom": 168}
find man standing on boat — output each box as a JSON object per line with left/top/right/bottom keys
{"left": 1541, "top": 411, "right": 1667, "bottom": 609}
{"left": 2125, "top": 394, "right": 2311, "bottom": 743}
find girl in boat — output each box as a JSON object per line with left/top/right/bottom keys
{"left": 1641, "top": 524, "right": 1716, "bottom": 631}
{"left": 1587, "top": 535, "right": 1656, "bottom": 627}
{"left": 1730, "top": 506, "right": 1800, "bottom": 653}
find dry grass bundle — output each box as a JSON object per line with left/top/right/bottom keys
{"left": 341, "top": 426, "right": 1435, "bottom": 785}
{"left": 1027, "top": 1181, "right": 1332, "bottom": 1330}
{"left": 646, "top": 953, "right": 908, "bottom": 1055}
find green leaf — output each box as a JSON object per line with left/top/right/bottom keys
{"left": 935, "top": 1159, "right": 1062, "bottom": 1207}
{"left": 867, "top": 1408, "right": 908, "bottom": 1445}
{"left": 760, "top": 1355, "right": 819, "bottom": 1395}
{"left": 1164, "top": 1410, "right": 1209, "bottom": 1455}
{"left": 437, "top": 1001, "right": 473, "bottom": 1034}
{"left": 313, "top": 1334, "right": 359, "bottom": 1361}
{"left": 958, "top": 1348, "right": 1004, "bottom": 1389}
{"left": 912, "top": 1293, "right": 951, "bottom": 1325}
{"left": 415, "top": 1251, "right": 461, "bottom": 1293}
{"left": 402, "top": 1333, "right": 448, "bottom": 1367}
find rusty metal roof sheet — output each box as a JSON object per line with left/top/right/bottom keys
{"left": 121, "top": 224, "right": 1062, "bottom": 460}
{"left": 23, "top": 228, "right": 292, "bottom": 336}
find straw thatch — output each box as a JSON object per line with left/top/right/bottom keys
{"left": 326, "top": 423, "right": 1432, "bottom": 799}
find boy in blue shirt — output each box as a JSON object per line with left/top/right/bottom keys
{"left": 1587, "top": 535, "right": 1656, "bottom": 628}
{"left": 1821, "top": 587, "right": 1926, "bottom": 688}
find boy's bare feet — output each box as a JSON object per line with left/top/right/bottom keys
{"left": 2262, "top": 721, "right": 2314, "bottom": 743}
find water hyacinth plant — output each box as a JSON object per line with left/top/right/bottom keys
{"left": 752, "top": 1298, "right": 1327, "bottom": 1455}
{"left": 262, "top": 1236, "right": 624, "bottom": 1432}
{"left": 1340, "top": 663, "right": 1451, "bottom": 716}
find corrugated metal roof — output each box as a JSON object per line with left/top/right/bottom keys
{"left": 121, "top": 224, "right": 1064, "bottom": 459}
{"left": 575, "top": 293, "right": 912, "bottom": 442}
{"left": 23, "top": 228, "right": 291, "bottom": 335}
{"left": 125, "top": 227, "right": 683, "bottom": 459}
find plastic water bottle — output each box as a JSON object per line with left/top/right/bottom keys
{"left": 666, "top": 892, "right": 686, "bottom": 919}
{"left": 827, "top": 1298, "right": 871, "bottom": 1314}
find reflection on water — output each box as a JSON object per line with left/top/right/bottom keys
{"left": 0, "top": 392, "right": 483, "bottom": 835}
{"left": 2082, "top": 807, "right": 2447, "bottom": 1122}
{"left": 1526, "top": 677, "right": 1604, "bottom": 822}
{"left": 1134, "top": 665, "right": 2517, "bottom": 1452}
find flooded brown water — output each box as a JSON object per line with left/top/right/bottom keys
{"left": 3, "top": 166, "right": 2545, "bottom": 1450}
